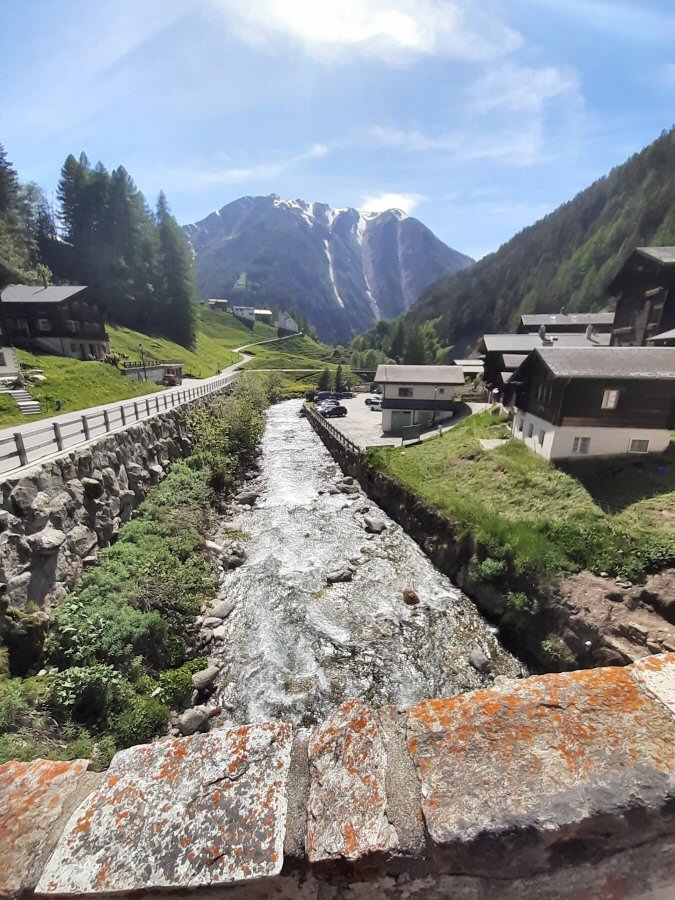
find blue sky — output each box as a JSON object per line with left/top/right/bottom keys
{"left": 2, "top": 0, "right": 674, "bottom": 259}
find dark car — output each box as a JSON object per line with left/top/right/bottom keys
{"left": 320, "top": 404, "right": 347, "bottom": 418}
{"left": 316, "top": 391, "right": 337, "bottom": 402}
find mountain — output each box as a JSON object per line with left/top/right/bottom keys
{"left": 403, "top": 127, "right": 675, "bottom": 356}
{"left": 184, "top": 194, "right": 473, "bottom": 343}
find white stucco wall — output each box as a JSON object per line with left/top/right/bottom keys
{"left": 382, "top": 383, "right": 459, "bottom": 401}
{"left": 513, "top": 410, "right": 671, "bottom": 460}
{"left": 0, "top": 346, "right": 20, "bottom": 379}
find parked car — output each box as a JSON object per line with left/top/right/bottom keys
{"left": 316, "top": 399, "right": 339, "bottom": 411}
{"left": 316, "top": 391, "right": 337, "bottom": 402}
{"left": 161, "top": 373, "right": 179, "bottom": 386}
{"left": 369, "top": 399, "right": 382, "bottom": 412}
{"left": 320, "top": 404, "right": 347, "bottom": 418}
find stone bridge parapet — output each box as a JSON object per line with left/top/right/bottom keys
{"left": 1, "top": 653, "right": 674, "bottom": 899}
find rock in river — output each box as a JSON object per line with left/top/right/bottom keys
{"left": 192, "top": 666, "right": 221, "bottom": 691}
{"left": 469, "top": 648, "right": 493, "bottom": 675}
{"left": 327, "top": 568, "right": 354, "bottom": 584}
{"left": 403, "top": 586, "right": 420, "bottom": 606}
{"left": 364, "top": 516, "right": 386, "bottom": 534}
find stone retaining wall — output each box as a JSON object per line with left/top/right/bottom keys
{"left": 0, "top": 395, "right": 227, "bottom": 674}
{"left": 305, "top": 408, "right": 675, "bottom": 672}
{"left": 1, "top": 653, "right": 674, "bottom": 899}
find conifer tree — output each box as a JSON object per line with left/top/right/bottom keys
{"left": 156, "top": 191, "right": 197, "bottom": 347}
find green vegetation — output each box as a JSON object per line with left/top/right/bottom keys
{"left": 356, "top": 127, "right": 675, "bottom": 358}
{"left": 109, "top": 306, "right": 277, "bottom": 377}
{"left": 366, "top": 412, "right": 675, "bottom": 582}
{"left": 0, "top": 373, "right": 276, "bottom": 767}
{"left": 0, "top": 350, "right": 162, "bottom": 427}
{"left": 243, "top": 333, "right": 337, "bottom": 370}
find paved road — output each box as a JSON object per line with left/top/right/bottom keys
{"left": 318, "top": 396, "right": 492, "bottom": 450}
{"left": 0, "top": 332, "right": 305, "bottom": 478}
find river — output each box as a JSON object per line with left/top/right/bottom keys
{"left": 208, "top": 400, "right": 523, "bottom": 728}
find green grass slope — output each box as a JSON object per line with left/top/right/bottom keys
{"left": 0, "top": 351, "right": 162, "bottom": 428}
{"left": 367, "top": 412, "right": 675, "bottom": 582}
{"left": 109, "top": 307, "right": 277, "bottom": 377}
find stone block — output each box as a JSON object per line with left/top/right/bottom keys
{"left": 0, "top": 759, "right": 99, "bottom": 899}
{"left": 406, "top": 663, "right": 675, "bottom": 874}
{"left": 307, "top": 699, "right": 398, "bottom": 863}
{"left": 629, "top": 651, "right": 675, "bottom": 715}
{"left": 37, "top": 723, "right": 293, "bottom": 894}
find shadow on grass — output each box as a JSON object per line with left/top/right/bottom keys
{"left": 558, "top": 442, "right": 675, "bottom": 513}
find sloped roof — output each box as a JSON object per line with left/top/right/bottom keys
{"left": 482, "top": 332, "right": 611, "bottom": 352}
{"left": 1, "top": 284, "right": 88, "bottom": 304}
{"left": 520, "top": 313, "right": 614, "bottom": 327}
{"left": 502, "top": 354, "right": 528, "bottom": 370}
{"left": 374, "top": 364, "right": 465, "bottom": 385}
{"left": 636, "top": 247, "right": 675, "bottom": 265}
{"left": 646, "top": 328, "right": 675, "bottom": 342}
{"left": 533, "top": 347, "right": 675, "bottom": 379}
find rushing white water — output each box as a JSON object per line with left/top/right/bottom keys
{"left": 209, "top": 400, "right": 523, "bottom": 728}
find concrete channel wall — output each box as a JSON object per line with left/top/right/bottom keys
{"left": 1, "top": 653, "right": 674, "bottom": 899}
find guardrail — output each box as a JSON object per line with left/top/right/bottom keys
{"left": 120, "top": 359, "right": 186, "bottom": 370}
{"left": 304, "top": 404, "right": 360, "bottom": 457}
{"left": 0, "top": 375, "right": 234, "bottom": 477}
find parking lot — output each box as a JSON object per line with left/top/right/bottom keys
{"left": 319, "top": 392, "right": 401, "bottom": 449}
{"left": 316, "top": 394, "right": 493, "bottom": 450}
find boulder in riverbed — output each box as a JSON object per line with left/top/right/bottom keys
{"left": 364, "top": 516, "right": 386, "bottom": 534}
{"left": 206, "top": 600, "right": 235, "bottom": 620}
{"left": 176, "top": 705, "right": 211, "bottom": 736}
{"left": 403, "top": 586, "right": 420, "bottom": 606}
{"left": 192, "top": 666, "right": 220, "bottom": 691}
{"left": 327, "top": 568, "right": 354, "bottom": 584}
{"left": 469, "top": 648, "right": 493, "bottom": 675}
{"left": 236, "top": 490, "right": 258, "bottom": 506}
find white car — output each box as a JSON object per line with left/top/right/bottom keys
{"left": 369, "top": 398, "right": 382, "bottom": 411}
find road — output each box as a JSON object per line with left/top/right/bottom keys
{"left": 0, "top": 331, "right": 305, "bottom": 479}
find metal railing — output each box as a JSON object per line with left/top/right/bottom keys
{"left": 304, "top": 404, "right": 360, "bottom": 457}
{"left": 121, "top": 359, "right": 186, "bottom": 370}
{"left": 0, "top": 375, "right": 235, "bottom": 477}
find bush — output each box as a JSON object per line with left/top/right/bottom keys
{"left": 110, "top": 692, "right": 170, "bottom": 748}
{"left": 541, "top": 635, "right": 576, "bottom": 667}
{"left": 505, "top": 591, "right": 540, "bottom": 617}
{"left": 157, "top": 658, "right": 208, "bottom": 704}
{"left": 0, "top": 679, "right": 28, "bottom": 729}
{"left": 51, "top": 665, "right": 123, "bottom": 723}
{"left": 471, "top": 556, "right": 507, "bottom": 583}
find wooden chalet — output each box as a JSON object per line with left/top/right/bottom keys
{"left": 609, "top": 247, "right": 675, "bottom": 346}
{"left": 0, "top": 285, "right": 109, "bottom": 360}
{"left": 508, "top": 347, "right": 675, "bottom": 460}
{"left": 518, "top": 313, "right": 614, "bottom": 335}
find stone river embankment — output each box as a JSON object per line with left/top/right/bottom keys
{"left": 304, "top": 406, "right": 675, "bottom": 672}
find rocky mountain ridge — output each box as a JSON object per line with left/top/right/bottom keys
{"left": 184, "top": 194, "right": 473, "bottom": 343}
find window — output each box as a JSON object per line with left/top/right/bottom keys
{"left": 67, "top": 320, "right": 78, "bottom": 333}
{"left": 526, "top": 423, "right": 534, "bottom": 439}
{"left": 438, "top": 387, "right": 445, "bottom": 394}
{"left": 14, "top": 318, "right": 29, "bottom": 333}
{"left": 37, "top": 318, "right": 51, "bottom": 332}
{"left": 536, "top": 382, "right": 552, "bottom": 405}
{"left": 629, "top": 439, "right": 649, "bottom": 454}
{"left": 398, "top": 387, "right": 413, "bottom": 398}
{"left": 538, "top": 430, "right": 545, "bottom": 445}
{"left": 601, "top": 389, "right": 620, "bottom": 409}
{"left": 516, "top": 416, "right": 523, "bottom": 433}
{"left": 572, "top": 436, "right": 590, "bottom": 455}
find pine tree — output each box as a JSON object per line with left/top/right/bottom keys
{"left": 389, "top": 320, "right": 406, "bottom": 362}
{"left": 335, "top": 365, "right": 344, "bottom": 393}
{"left": 0, "top": 143, "right": 35, "bottom": 277}
{"left": 156, "top": 191, "right": 197, "bottom": 347}
{"left": 318, "top": 368, "right": 331, "bottom": 391}
{"left": 402, "top": 324, "right": 427, "bottom": 364}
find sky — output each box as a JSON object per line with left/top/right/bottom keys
{"left": 2, "top": 0, "right": 674, "bottom": 260}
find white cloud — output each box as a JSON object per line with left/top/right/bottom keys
{"left": 142, "top": 143, "right": 330, "bottom": 193}
{"left": 366, "top": 122, "right": 547, "bottom": 166}
{"left": 359, "top": 191, "right": 426, "bottom": 214}
{"left": 211, "top": 0, "right": 522, "bottom": 64}
{"left": 470, "top": 63, "right": 580, "bottom": 115}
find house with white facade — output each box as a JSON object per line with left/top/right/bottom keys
{"left": 231, "top": 306, "right": 273, "bottom": 325}
{"left": 508, "top": 347, "right": 675, "bottom": 460}
{"left": 374, "top": 364, "right": 465, "bottom": 434}
{"left": 276, "top": 310, "right": 299, "bottom": 334}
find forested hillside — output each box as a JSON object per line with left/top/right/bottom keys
{"left": 366, "top": 127, "right": 675, "bottom": 358}
{"left": 0, "top": 145, "right": 196, "bottom": 347}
